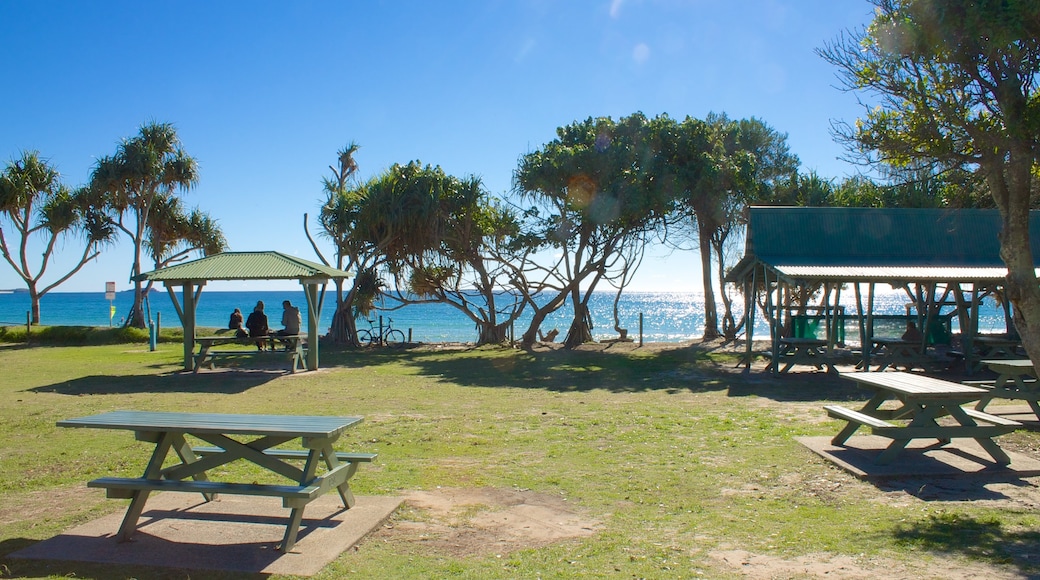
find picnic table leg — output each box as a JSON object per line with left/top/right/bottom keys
{"left": 169, "top": 433, "right": 214, "bottom": 501}
{"left": 947, "top": 406, "right": 1013, "bottom": 465}
{"left": 317, "top": 445, "right": 359, "bottom": 508}
{"left": 193, "top": 344, "right": 212, "bottom": 374}
{"left": 279, "top": 447, "right": 325, "bottom": 551}
{"left": 117, "top": 431, "right": 175, "bottom": 542}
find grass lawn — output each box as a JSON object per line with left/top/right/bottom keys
{"left": 1, "top": 339, "right": 1039, "bottom": 579}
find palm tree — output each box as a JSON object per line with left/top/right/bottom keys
{"left": 90, "top": 122, "right": 198, "bottom": 328}
{"left": 0, "top": 151, "right": 115, "bottom": 323}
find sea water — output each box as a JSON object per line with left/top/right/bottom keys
{"left": 0, "top": 289, "right": 1011, "bottom": 344}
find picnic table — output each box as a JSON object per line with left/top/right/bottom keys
{"left": 867, "top": 338, "right": 930, "bottom": 372}
{"left": 57, "top": 410, "right": 375, "bottom": 551}
{"left": 825, "top": 372, "right": 1020, "bottom": 465}
{"left": 193, "top": 334, "right": 305, "bottom": 373}
{"left": 974, "top": 358, "right": 1040, "bottom": 419}
{"left": 774, "top": 337, "right": 835, "bottom": 374}
{"left": 974, "top": 335, "right": 1025, "bottom": 359}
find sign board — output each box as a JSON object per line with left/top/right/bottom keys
{"left": 105, "top": 281, "right": 116, "bottom": 301}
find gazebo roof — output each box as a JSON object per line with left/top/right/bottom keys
{"left": 728, "top": 207, "right": 1040, "bottom": 284}
{"left": 139, "top": 251, "right": 351, "bottom": 283}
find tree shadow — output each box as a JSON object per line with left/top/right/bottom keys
{"left": 344, "top": 343, "right": 740, "bottom": 394}
{"left": 27, "top": 370, "right": 283, "bottom": 395}
{"left": 891, "top": 511, "right": 1040, "bottom": 575}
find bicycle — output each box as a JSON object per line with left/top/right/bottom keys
{"left": 356, "top": 316, "right": 405, "bottom": 347}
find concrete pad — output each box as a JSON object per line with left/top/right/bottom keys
{"left": 10, "top": 492, "right": 402, "bottom": 576}
{"left": 798, "top": 435, "right": 1040, "bottom": 480}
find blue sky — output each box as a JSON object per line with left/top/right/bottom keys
{"left": 1, "top": 1, "right": 875, "bottom": 293}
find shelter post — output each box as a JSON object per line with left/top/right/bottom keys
{"left": 303, "top": 282, "right": 321, "bottom": 371}
{"left": 181, "top": 282, "right": 197, "bottom": 372}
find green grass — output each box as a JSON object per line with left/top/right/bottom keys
{"left": 1, "top": 341, "right": 1039, "bottom": 579}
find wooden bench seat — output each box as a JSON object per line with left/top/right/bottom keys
{"left": 962, "top": 408, "right": 1023, "bottom": 427}
{"left": 824, "top": 405, "right": 896, "bottom": 429}
{"left": 88, "top": 476, "right": 320, "bottom": 501}
{"left": 191, "top": 446, "right": 377, "bottom": 463}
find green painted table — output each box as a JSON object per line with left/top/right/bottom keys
{"left": 828, "top": 372, "right": 1020, "bottom": 465}
{"left": 58, "top": 410, "right": 371, "bottom": 551}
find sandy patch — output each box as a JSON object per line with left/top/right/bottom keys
{"left": 371, "top": 486, "right": 601, "bottom": 557}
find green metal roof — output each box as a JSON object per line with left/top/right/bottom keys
{"left": 728, "top": 207, "right": 1040, "bottom": 284}
{"left": 138, "top": 251, "right": 352, "bottom": 283}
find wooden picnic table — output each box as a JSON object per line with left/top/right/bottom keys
{"left": 867, "top": 338, "right": 930, "bottom": 372}
{"left": 974, "top": 358, "right": 1040, "bottom": 419}
{"left": 775, "top": 337, "right": 835, "bottom": 374}
{"left": 57, "top": 410, "right": 375, "bottom": 551}
{"left": 826, "top": 372, "right": 1020, "bottom": 465}
{"left": 974, "top": 335, "right": 1025, "bottom": 359}
{"left": 193, "top": 334, "right": 305, "bottom": 373}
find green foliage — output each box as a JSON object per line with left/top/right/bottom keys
{"left": 0, "top": 151, "right": 116, "bottom": 324}
{"left": 89, "top": 122, "right": 202, "bottom": 328}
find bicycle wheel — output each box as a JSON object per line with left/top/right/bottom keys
{"left": 384, "top": 329, "right": 406, "bottom": 347}
{"left": 356, "top": 329, "right": 374, "bottom": 347}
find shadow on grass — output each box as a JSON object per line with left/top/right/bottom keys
{"left": 322, "top": 342, "right": 867, "bottom": 400}
{"left": 27, "top": 370, "right": 283, "bottom": 395}
{"left": 892, "top": 511, "right": 1040, "bottom": 575}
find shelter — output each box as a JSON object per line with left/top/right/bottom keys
{"left": 138, "top": 251, "right": 352, "bottom": 372}
{"left": 727, "top": 207, "right": 1040, "bottom": 373}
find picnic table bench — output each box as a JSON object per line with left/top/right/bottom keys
{"left": 57, "top": 410, "right": 374, "bottom": 551}
{"left": 193, "top": 334, "right": 305, "bottom": 373}
{"left": 827, "top": 372, "right": 1021, "bottom": 465}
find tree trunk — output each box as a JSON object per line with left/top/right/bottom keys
{"left": 699, "top": 225, "right": 719, "bottom": 340}
{"left": 29, "top": 285, "right": 41, "bottom": 325}
{"left": 993, "top": 157, "right": 1040, "bottom": 377}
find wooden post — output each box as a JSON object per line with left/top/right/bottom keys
{"left": 639, "top": 312, "right": 643, "bottom": 347}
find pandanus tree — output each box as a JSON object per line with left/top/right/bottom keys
{"left": 514, "top": 113, "right": 672, "bottom": 349}
{"left": 143, "top": 195, "right": 227, "bottom": 297}
{"left": 307, "top": 142, "right": 374, "bottom": 345}
{"left": 0, "top": 151, "right": 115, "bottom": 324}
{"left": 89, "top": 122, "right": 199, "bottom": 328}
{"left": 819, "top": 0, "right": 1040, "bottom": 368}
{"left": 385, "top": 172, "right": 530, "bottom": 345}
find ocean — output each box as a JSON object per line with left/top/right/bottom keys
{"left": 0, "top": 289, "right": 1013, "bottom": 344}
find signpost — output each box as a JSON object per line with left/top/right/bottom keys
{"left": 105, "top": 282, "right": 116, "bottom": 327}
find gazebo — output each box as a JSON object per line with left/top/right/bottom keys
{"left": 138, "top": 251, "right": 352, "bottom": 372}
{"left": 726, "top": 207, "right": 1040, "bottom": 373}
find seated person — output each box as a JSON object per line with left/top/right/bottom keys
{"left": 229, "top": 308, "right": 247, "bottom": 338}
{"left": 245, "top": 301, "right": 269, "bottom": 351}
{"left": 278, "top": 300, "right": 301, "bottom": 336}
{"left": 901, "top": 320, "right": 924, "bottom": 343}
{"left": 277, "top": 300, "right": 302, "bottom": 350}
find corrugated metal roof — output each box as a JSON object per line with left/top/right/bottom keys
{"left": 139, "top": 251, "right": 351, "bottom": 282}
{"left": 770, "top": 265, "right": 1038, "bottom": 282}
{"left": 728, "top": 207, "right": 1040, "bottom": 284}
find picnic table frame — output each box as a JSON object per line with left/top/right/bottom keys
{"left": 975, "top": 358, "right": 1040, "bottom": 419}
{"left": 826, "top": 372, "right": 1020, "bottom": 465}
{"left": 193, "top": 334, "right": 305, "bottom": 373}
{"left": 57, "top": 410, "right": 373, "bottom": 551}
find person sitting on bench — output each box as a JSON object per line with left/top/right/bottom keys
{"left": 276, "top": 300, "right": 301, "bottom": 350}
{"left": 245, "top": 301, "right": 270, "bottom": 351}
